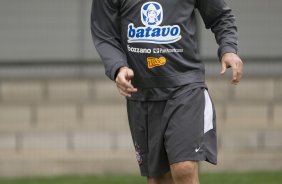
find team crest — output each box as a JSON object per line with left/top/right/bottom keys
{"left": 134, "top": 142, "right": 143, "bottom": 165}
{"left": 141, "top": 2, "right": 163, "bottom": 26}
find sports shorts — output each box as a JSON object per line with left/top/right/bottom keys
{"left": 126, "top": 87, "right": 217, "bottom": 178}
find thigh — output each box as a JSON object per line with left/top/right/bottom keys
{"left": 127, "top": 99, "right": 171, "bottom": 178}
{"left": 127, "top": 100, "right": 149, "bottom": 175}
{"left": 164, "top": 87, "right": 217, "bottom": 165}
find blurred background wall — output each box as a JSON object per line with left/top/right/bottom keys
{"left": 0, "top": 0, "right": 281, "bottom": 177}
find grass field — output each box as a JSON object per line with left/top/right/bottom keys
{"left": 0, "top": 172, "right": 282, "bottom": 184}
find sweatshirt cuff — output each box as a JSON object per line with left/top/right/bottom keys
{"left": 218, "top": 45, "right": 238, "bottom": 61}
{"left": 110, "top": 62, "right": 128, "bottom": 81}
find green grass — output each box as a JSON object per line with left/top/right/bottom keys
{"left": 200, "top": 172, "right": 282, "bottom": 184}
{"left": 0, "top": 171, "right": 281, "bottom": 184}
{"left": 0, "top": 175, "right": 146, "bottom": 184}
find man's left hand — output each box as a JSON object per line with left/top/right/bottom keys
{"left": 220, "top": 53, "right": 244, "bottom": 85}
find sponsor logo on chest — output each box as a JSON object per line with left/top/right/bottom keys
{"left": 127, "top": 2, "right": 182, "bottom": 44}
{"left": 147, "top": 57, "right": 166, "bottom": 68}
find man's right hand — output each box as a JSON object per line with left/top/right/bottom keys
{"left": 115, "top": 66, "right": 138, "bottom": 97}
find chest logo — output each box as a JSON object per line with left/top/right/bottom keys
{"left": 141, "top": 2, "right": 163, "bottom": 26}
{"left": 147, "top": 57, "right": 167, "bottom": 68}
{"left": 127, "top": 2, "right": 182, "bottom": 44}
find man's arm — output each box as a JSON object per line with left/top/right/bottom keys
{"left": 91, "top": 0, "right": 128, "bottom": 81}
{"left": 196, "top": 0, "right": 243, "bottom": 84}
{"left": 91, "top": 0, "right": 137, "bottom": 96}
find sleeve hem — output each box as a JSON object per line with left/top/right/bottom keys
{"left": 218, "top": 45, "right": 238, "bottom": 61}
{"left": 109, "top": 62, "right": 128, "bottom": 81}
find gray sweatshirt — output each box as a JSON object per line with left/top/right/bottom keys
{"left": 91, "top": 0, "right": 238, "bottom": 88}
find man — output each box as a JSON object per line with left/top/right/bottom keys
{"left": 91, "top": 0, "right": 243, "bottom": 183}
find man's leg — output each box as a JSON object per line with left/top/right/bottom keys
{"left": 147, "top": 172, "right": 174, "bottom": 184}
{"left": 147, "top": 161, "right": 199, "bottom": 184}
{"left": 170, "top": 161, "right": 199, "bottom": 184}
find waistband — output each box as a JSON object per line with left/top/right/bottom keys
{"left": 132, "top": 70, "right": 205, "bottom": 88}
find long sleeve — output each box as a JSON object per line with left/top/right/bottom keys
{"left": 91, "top": 0, "right": 128, "bottom": 81}
{"left": 196, "top": 0, "right": 238, "bottom": 60}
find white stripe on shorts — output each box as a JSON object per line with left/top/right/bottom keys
{"left": 204, "top": 89, "right": 213, "bottom": 133}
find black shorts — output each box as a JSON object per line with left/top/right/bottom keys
{"left": 126, "top": 87, "right": 217, "bottom": 178}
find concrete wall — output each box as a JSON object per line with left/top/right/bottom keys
{"left": 0, "top": 77, "right": 282, "bottom": 176}
{"left": 1, "top": 0, "right": 282, "bottom": 61}
{"left": 200, "top": 0, "right": 282, "bottom": 58}
{"left": 0, "top": 0, "right": 282, "bottom": 177}
{"left": 0, "top": 0, "right": 98, "bottom": 61}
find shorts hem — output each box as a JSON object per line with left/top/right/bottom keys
{"left": 169, "top": 155, "right": 217, "bottom": 165}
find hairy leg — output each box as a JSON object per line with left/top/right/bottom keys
{"left": 147, "top": 171, "right": 174, "bottom": 184}
{"left": 170, "top": 161, "right": 199, "bottom": 184}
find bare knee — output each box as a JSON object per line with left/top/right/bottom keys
{"left": 170, "top": 161, "right": 199, "bottom": 184}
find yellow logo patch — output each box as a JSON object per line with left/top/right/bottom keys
{"left": 147, "top": 57, "right": 166, "bottom": 69}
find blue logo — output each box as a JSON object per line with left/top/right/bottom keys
{"left": 141, "top": 2, "right": 163, "bottom": 26}
{"left": 127, "top": 2, "right": 182, "bottom": 44}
